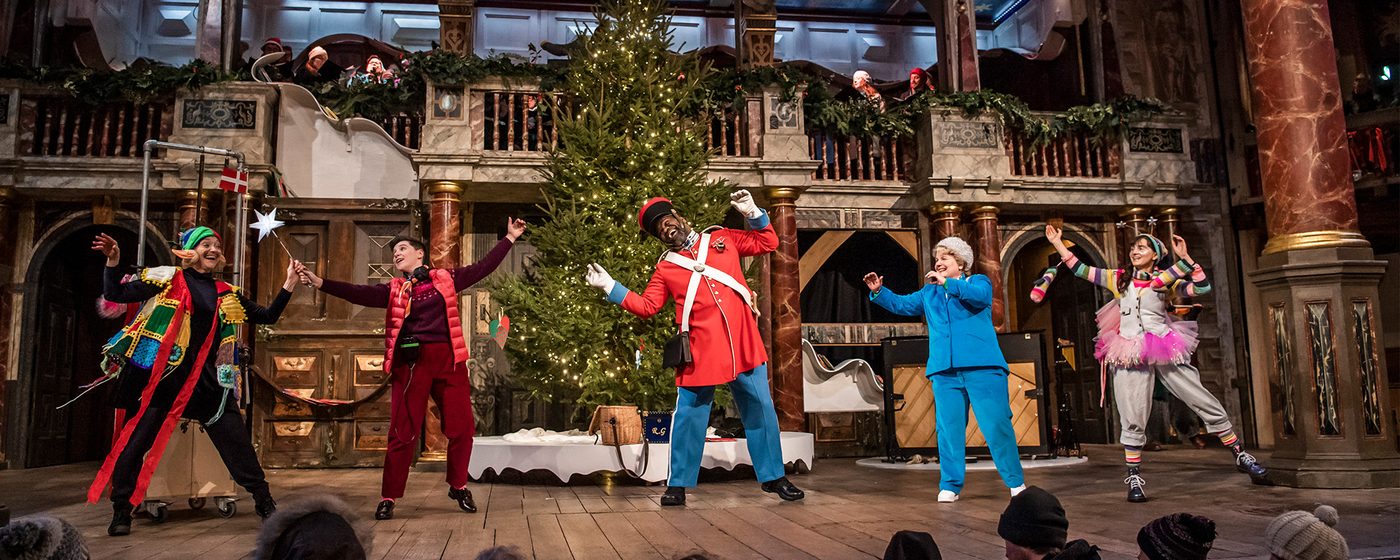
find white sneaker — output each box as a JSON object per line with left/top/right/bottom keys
{"left": 1010, "top": 485, "right": 1027, "bottom": 497}
{"left": 937, "top": 490, "right": 959, "bottom": 503}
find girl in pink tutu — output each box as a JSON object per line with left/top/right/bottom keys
{"left": 1043, "top": 225, "right": 1268, "bottom": 502}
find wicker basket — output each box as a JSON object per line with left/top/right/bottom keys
{"left": 588, "top": 405, "right": 643, "bottom": 446}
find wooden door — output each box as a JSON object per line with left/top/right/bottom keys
{"left": 251, "top": 201, "right": 415, "bottom": 468}
{"left": 1049, "top": 246, "right": 1110, "bottom": 444}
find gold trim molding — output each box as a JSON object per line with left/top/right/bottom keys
{"left": 1262, "top": 230, "right": 1371, "bottom": 255}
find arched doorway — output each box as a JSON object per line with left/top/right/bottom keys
{"left": 1004, "top": 230, "right": 1111, "bottom": 444}
{"left": 17, "top": 220, "right": 166, "bottom": 468}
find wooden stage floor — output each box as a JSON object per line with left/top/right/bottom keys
{"left": 4, "top": 445, "right": 1398, "bottom": 559}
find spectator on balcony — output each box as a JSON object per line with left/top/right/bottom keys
{"left": 251, "top": 38, "right": 294, "bottom": 82}
{"left": 898, "top": 68, "right": 936, "bottom": 102}
{"left": 852, "top": 70, "right": 886, "bottom": 112}
{"left": 1346, "top": 73, "right": 1381, "bottom": 114}
{"left": 295, "top": 46, "right": 345, "bottom": 88}
{"left": 352, "top": 55, "right": 396, "bottom": 85}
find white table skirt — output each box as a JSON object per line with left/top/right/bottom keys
{"left": 469, "top": 432, "right": 815, "bottom": 484}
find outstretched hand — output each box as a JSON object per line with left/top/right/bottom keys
{"left": 585, "top": 263, "right": 615, "bottom": 293}
{"left": 283, "top": 259, "right": 302, "bottom": 291}
{"left": 1044, "top": 224, "right": 1064, "bottom": 247}
{"left": 1171, "top": 234, "right": 1191, "bottom": 263}
{"left": 293, "top": 261, "right": 323, "bottom": 289}
{"left": 862, "top": 272, "right": 883, "bottom": 293}
{"left": 506, "top": 217, "right": 527, "bottom": 242}
{"left": 91, "top": 233, "right": 120, "bottom": 266}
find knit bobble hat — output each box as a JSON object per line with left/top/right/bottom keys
{"left": 934, "top": 236, "right": 975, "bottom": 273}
{"left": 997, "top": 486, "right": 1069, "bottom": 550}
{"left": 0, "top": 515, "right": 89, "bottom": 560}
{"left": 1137, "top": 513, "right": 1216, "bottom": 560}
{"left": 1265, "top": 505, "right": 1349, "bottom": 560}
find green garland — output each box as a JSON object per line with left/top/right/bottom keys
{"left": 0, "top": 59, "right": 236, "bottom": 105}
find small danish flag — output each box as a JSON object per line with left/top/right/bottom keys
{"left": 219, "top": 166, "right": 248, "bottom": 193}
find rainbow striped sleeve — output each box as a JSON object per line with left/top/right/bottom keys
{"left": 1152, "top": 259, "right": 1212, "bottom": 297}
{"left": 1065, "top": 254, "right": 1122, "bottom": 295}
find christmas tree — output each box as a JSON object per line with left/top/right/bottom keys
{"left": 492, "top": 0, "right": 730, "bottom": 412}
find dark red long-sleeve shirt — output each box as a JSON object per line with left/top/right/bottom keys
{"left": 319, "top": 238, "right": 514, "bottom": 342}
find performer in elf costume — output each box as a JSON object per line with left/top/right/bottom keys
{"left": 584, "top": 190, "right": 804, "bottom": 506}
{"left": 1042, "top": 224, "right": 1268, "bottom": 502}
{"left": 295, "top": 218, "right": 526, "bottom": 520}
{"left": 89, "top": 227, "right": 299, "bottom": 536}
{"left": 863, "top": 237, "right": 1026, "bottom": 503}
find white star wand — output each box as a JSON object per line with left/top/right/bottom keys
{"left": 251, "top": 208, "right": 294, "bottom": 258}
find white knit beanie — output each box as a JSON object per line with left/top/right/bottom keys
{"left": 1264, "top": 505, "right": 1348, "bottom": 560}
{"left": 935, "top": 236, "right": 975, "bottom": 273}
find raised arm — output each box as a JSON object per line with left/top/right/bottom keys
{"left": 297, "top": 260, "right": 392, "bottom": 308}
{"left": 93, "top": 233, "right": 161, "bottom": 303}
{"left": 865, "top": 272, "right": 928, "bottom": 317}
{"left": 241, "top": 260, "right": 299, "bottom": 323}
{"left": 727, "top": 190, "right": 779, "bottom": 257}
{"left": 1046, "top": 224, "right": 1121, "bottom": 293}
{"left": 451, "top": 218, "right": 525, "bottom": 291}
{"left": 1152, "top": 235, "right": 1212, "bottom": 297}
{"left": 587, "top": 263, "right": 673, "bottom": 320}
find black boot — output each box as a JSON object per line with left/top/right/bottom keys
{"left": 374, "top": 499, "right": 395, "bottom": 520}
{"left": 760, "top": 477, "right": 805, "bottom": 501}
{"left": 1233, "top": 449, "right": 1272, "bottom": 485}
{"left": 108, "top": 503, "right": 133, "bottom": 536}
{"left": 448, "top": 487, "right": 477, "bottom": 513}
{"left": 255, "top": 497, "right": 277, "bottom": 519}
{"left": 1125, "top": 467, "right": 1148, "bottom": 503}
{"left": 660, "top": 486, "right": 686, "bottom": 506}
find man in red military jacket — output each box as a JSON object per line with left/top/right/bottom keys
{"left": 296, "top": 218, "right": 526, "bottom": 520}
{"left": 585, "top": 190, "right": 804, "bottom": 506}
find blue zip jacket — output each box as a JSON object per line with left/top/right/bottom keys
{"left": 870, "top": 274, "right": 1008, "bottom": 375}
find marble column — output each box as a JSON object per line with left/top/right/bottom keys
{"left": 972, "top": 206, "right": 1005, "bottom": 332}
{"left": 422, "top": 181, "right": 465, "bottom": 461}
{"left": 437, "top": 0, "right": 476, "bottom": 56}
{"left": 0, "top": 187, "right": 14, "bottom": 468}
{"left": 1241, "top": 0, "right": 1400, "bottom": 488}
{"left": 930, "top": 204, "right": 961, "bottom": 240}
{"left": 766, "top": 187, "right": 805, "bottom": 432}
{"left": 736, "top": 0, "right": 777, "bottom": 69}
{"left": 178, "top": 190, "right": 209, "bottom": 231}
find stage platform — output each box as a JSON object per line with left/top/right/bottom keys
{"left": 4, "top": 445, "right": 1399, "bottom": 560}
{"left": 470, "top": 431, "right": 816, "bottom": 484}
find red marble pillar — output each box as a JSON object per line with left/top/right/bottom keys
{"left": 972, "top": 206, "right": 1006, "bottom": 332}
{"left": 0, "top": 187, "right": 14, "bottom": 467}
{"left": 1240, "top": 0, "right": 1367, "bottom": 254}
{"left": 766, "top": 187, "right": 805, "bottom": 432}
{"left": 422, "top": 180, "right": 465, "bottom": 460}
{"left": 1242, "top": 0, "right": 1399, "bottom": 488}
{"left": 930, "top": 204, "right": 961, "bottom": 240}
{"left": 954, "top": 0, "right": 980, "bottom": 91}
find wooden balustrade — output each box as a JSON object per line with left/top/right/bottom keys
{"left": 19, "top": 95, "right": 173, "bottom": 157}
{"left": 478, "top": 90, "right": 562, "bottom": 152}
{"left": 1005, "top": 130, "right": 1119, "bottom": 178}
{"left": 808, "top": 133, "right": 905, "bottom": 181}
{"left": 705, "top": 98, "right": 762, "bottom": 157}
{"left": 378, "top": 113, "right": 422, "bottom": 150}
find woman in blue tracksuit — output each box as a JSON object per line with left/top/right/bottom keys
{"left": 863, "top": 236, "right": 1025, "bottom": 502}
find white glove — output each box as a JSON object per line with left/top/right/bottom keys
{"left": 730, "top": 189, "right": 762, "bottom": 219}
{"left": 585, "top": 263, "right": 615, "bottom": 294}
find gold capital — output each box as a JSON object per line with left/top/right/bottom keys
{"left": 1261, "top": 230, "right": 1371, "bottom": 255}
{"left": 427, "top": 180, "right": 464, "bottom": 197}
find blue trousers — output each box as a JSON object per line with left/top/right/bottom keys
{"left": 930, "top": 367, "right": 1025, "bottom": 493}
{"left": 668, "top": 364, "right": 785, "bottom": 487}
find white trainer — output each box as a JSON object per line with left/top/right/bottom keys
{"left": 937, "top": 490, "right": 959, "bottom": 503}
{"left": 1010, "top": 485, "right": 1027, "bottom": 497}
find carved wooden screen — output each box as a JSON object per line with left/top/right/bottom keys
{"left": 251, "top": 201, "right": 415, "bottom": 468}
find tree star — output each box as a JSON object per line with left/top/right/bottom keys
{"left": 251, "top": 208, "right": 286, "bottom": 242}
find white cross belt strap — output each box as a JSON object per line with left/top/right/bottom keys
{"left": 664, "top": 233, "right": 758, "bottom": 334}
